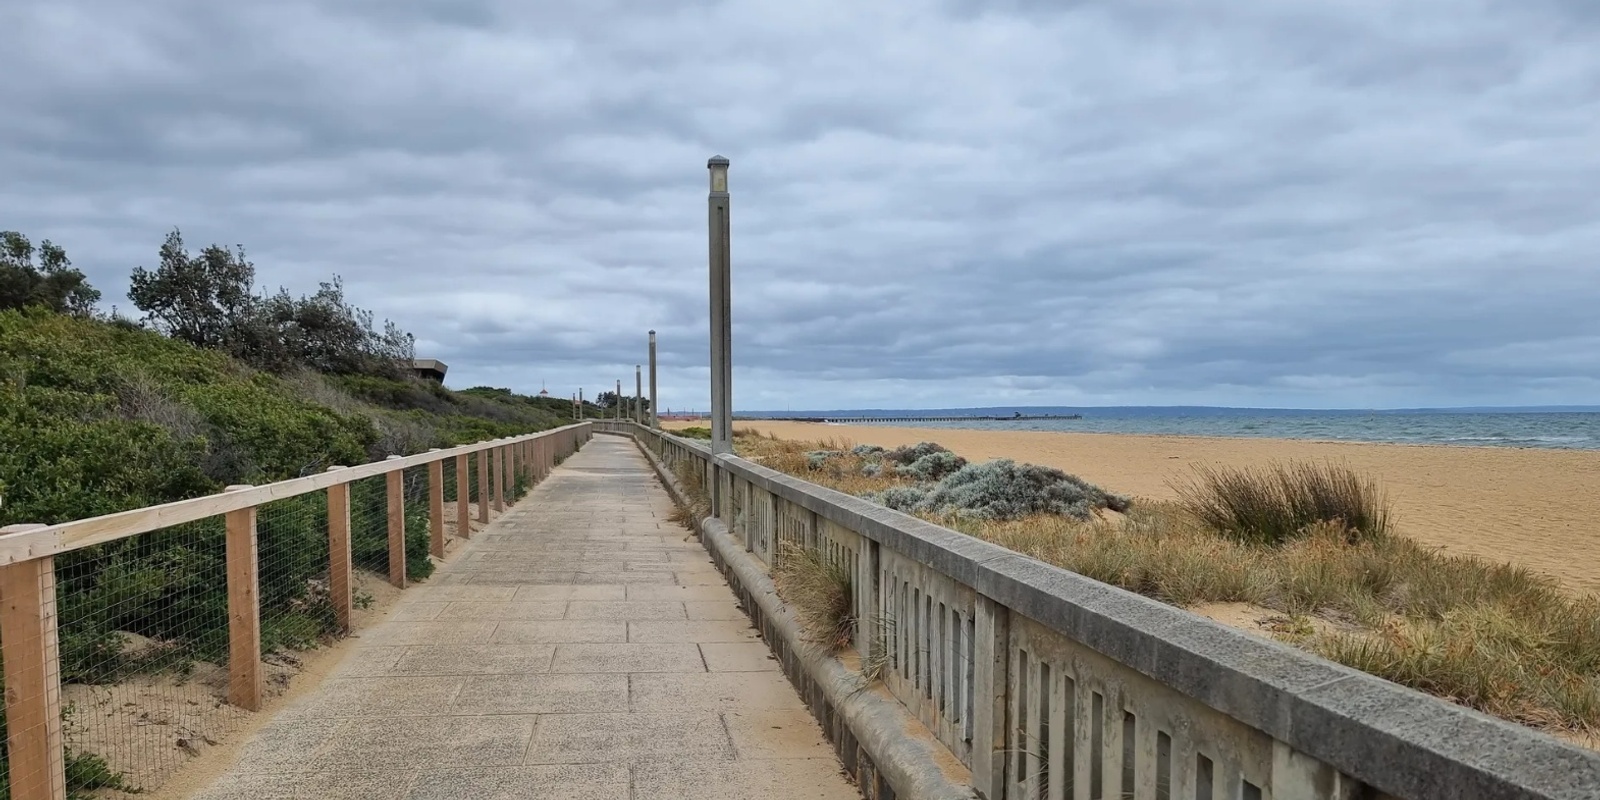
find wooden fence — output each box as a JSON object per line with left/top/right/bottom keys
{"left": 0, "top": 423, "right": 591, "bottom": 800}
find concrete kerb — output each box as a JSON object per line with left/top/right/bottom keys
{"left": 631, "top": 426, "right": 1600, "bottom": 800}
{"left": 615, "top": 431, "right": 976, "bottom": 800}
{"left": 698, "top": 515, "right": 976, "bottom": 800}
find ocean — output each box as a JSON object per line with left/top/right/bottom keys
{"left": 748, "top": 408, "right": 1600, "bottom": 450}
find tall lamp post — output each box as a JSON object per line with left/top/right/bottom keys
{"left": 708, "top": 156, "right": 733, "bottom": 454}
{"left": 648, "top": 330, "right": 658, "bottom": 429}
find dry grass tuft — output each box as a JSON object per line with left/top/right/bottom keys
{"left": 665, "top": 461, "right": 711, "bottom": 537}
{"left": 772, "top": 543, "right": 855, "bottom": 652}
{"left": 1173, "top": 460, "right": 1391, "bottom": 545}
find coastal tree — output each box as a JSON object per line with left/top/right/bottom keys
{"left": 595, "top": 391, "right": 650, "bottom": 412}
{"left": 128, "top": 229, "right": 414, "bottom": 377}
{"left": 128, "top": 228, "right": 257, "bottom": 350}
{"left": 0, "top": 230, "right": 101, "bottom": 316}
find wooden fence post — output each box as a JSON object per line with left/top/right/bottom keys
{"left": 504, "top": 442, "right": 515, "bottom": 503}
{"left": 325, "top": 468, "right": 353, "bottom": 634}
{"left": 477, "top": 447, "right": 490, "bottom": 523}
{"left": 427, "top": 450, "right": 445, "bottom": 559}
{"left": 385, "top": 456, "right": 407, "bottom": 589}
{"left": 503, "top": 443, "right": 513, "bottom": 503}
{"left": 0, "top": 524, "right": 67, "bottom": 800}
{"left": 456, "top": 453, "right": 471, "bottom": 539}
{"left": 508, "top": 442, "right": 519, "bottom": 501}
{"left": 223, "top": 487, "right": 263, "bottom": 711}
{"left": 493, "top": 444, "right": 505, "bottom": 512}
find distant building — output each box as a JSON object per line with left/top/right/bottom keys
{"left": 411, "top": 358, "right": 448, "bottom": 383}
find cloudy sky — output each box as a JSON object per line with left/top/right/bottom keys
{"left": 3, "top": 1, "right": 1597, "bottom": 410}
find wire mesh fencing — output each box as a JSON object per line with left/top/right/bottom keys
{"left": 0, "top": 429, "right": 580, "bottom": 799}
{"left": 45, "top": 517, "right": 243, "bottom": 797}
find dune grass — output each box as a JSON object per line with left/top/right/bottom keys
{"left": 729, "top": 431, "right": 1600, "bottom": 737}
{"left": 667, "top": 460, "right": 712, "bottom": 533}
{"left": 1173, "top": 461, "right": 1391, "bottom": 545}
{"left": 772, "top": 543, "right": 855, "bottom": 652}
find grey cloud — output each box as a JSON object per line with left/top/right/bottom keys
{"left": 2, "top": 0, "right": 1597, "bottom": 410}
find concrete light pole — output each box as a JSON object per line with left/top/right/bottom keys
{"left": 648, "top": 330, "right": 658, "bottom": 429}
{"left": 615, "top": 380, "right": 622, "bottom": 420}
{"left": 578, "top": 389, "right": 584, "bottom": 419}
{"left": 635, "top": 365, "right": 643, "bottom": 424}
{"left": 708, "top": 156, "right": 733, "bottom": 454}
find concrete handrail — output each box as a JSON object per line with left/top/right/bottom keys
{"left": 594, "top": 419, "right": 1600, "bottom": 800}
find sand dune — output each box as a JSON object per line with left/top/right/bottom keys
{"left": 715, "top": 421, "right": 1600, "bottom": 595}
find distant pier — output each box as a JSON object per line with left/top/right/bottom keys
{"left": 764, "top": 413, "right": 1084, "bottom": 424}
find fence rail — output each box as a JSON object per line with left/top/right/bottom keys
{"left": 593, "top": 419, "right": 1600, "bottom": 800}
{"left": 0, "top": 423, "right": 591, "bottom": 800}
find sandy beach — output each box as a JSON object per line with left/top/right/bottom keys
{"left": 697, "top": 421, "right": 1600, "bottom": 595}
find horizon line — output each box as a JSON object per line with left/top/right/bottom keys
{"left": 718, "top": 403, "right": 1600, "bottom": 414}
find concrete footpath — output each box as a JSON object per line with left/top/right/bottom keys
{"left": 193, "top": 437, "right": 858, "bottom": 799}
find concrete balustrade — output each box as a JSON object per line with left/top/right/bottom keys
{"left": 592, "top": 419, "right": 1600, "bottom": 800}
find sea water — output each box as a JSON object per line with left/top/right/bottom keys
{"left": 760, "top": 409, "right": 1600, "bottom": 450}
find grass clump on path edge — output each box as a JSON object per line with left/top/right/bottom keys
{"left": 772, "top": 544, "right": 855, "bottom": 652}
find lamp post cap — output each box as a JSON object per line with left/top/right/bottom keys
{"left": 649, "top": 329, "right": 656, "bottom": 334}
{"left": 707, "top": 155, "right": 730, "bottom": 167}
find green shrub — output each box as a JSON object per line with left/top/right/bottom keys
{"left": 883, "top": 441, "right": 950, "bottom": 466}
{"left": 893, "top": 450, "right": 967, "bottom": 481}
{"left": 910, "top": 459, "right": 1130, "bottom": 521}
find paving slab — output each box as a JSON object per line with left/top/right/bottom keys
{"left": 512, "top": 584, "right": 626, "bottom": 601}
{"left": 404, "top": 764, "right": 629, "bottom": 800}
{"left": 549, "top": 643, "right": 705, "bottom": 673}
{"left": 491, "top": 620, "right": 626, "bottom": 644}
{"left": 434, "top": 601, "right": 568, "bottom": 621}
{"left": 686, "top": 599, "right": 749, "bottom": 620}
{"left": 524, "top": 712, "right": 733, "bottom": 764}
{"left": 701, "top": 641, "right": 783, "bottom": 672}
{"left": 628, "top": 619, "right": 764, "bottom": 643}
{"left": 452, "top": 673, "right": 629, "bottom": 714}
{"left": 192, "top": 436, "right": 856, "bottom": 800}
{"left": 629, "top": 672, "right": 807, "bottom": 712}
{"left": 306, "top": 715, "right": 536, "bottom": 770}
{"left": 633, "top": 757, "right": 855, "bottom": 799}
{"left": 565, "top": 600, "right": 687, "bottom": 620}
{"left": 386, "top": 644, "right": 557, "bottom": 677}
